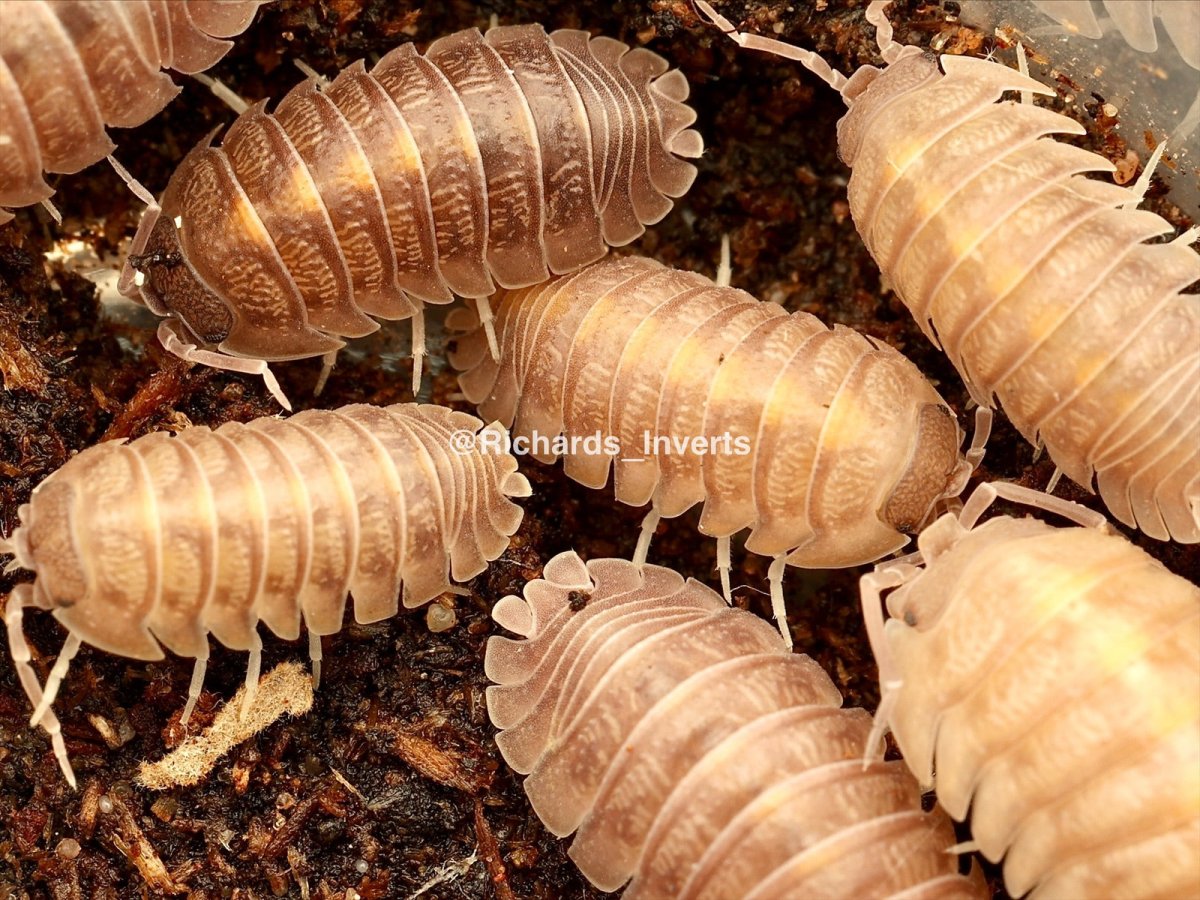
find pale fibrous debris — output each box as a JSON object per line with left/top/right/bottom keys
{"left": 137, "top": 661, "right": 315, "bottom": 790}
{"left": 486, "top": 551, "right": 987, "bottom": 897}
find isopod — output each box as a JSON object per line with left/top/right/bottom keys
{"left": 116, "top": 22, "right": 702, "bottom": 406}
{"left": 1, "top": 402, "right": 531, "bottom": 787}
{"left": 861, "top": 482, "right": 1200, "bottom": 898}
{"left": 485, "top": 550, "right": 987, "bottom": 898}
{"left": 452, "top": 254, "right": 984, "bottom": 644}
{"left": 698, "top": 0, "right": 1200, "bottom": 543}
{"left": 0, "top": 0, "right": 266, "bottom": 224}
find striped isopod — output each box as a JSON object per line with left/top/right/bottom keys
{"left": 115, "top": 22, "right": 702, "bottom": 407}
{"left": 451, "top": 254, "right": 982, "bottom": 644}
{"left": 1, "top": 402, "right": 531, "bottom": 787}
{"left": 698, "top": 0, "right": 1200, "bottom": 543}
{"left": 485, "top": 551, "right": 988, "bottom": 898}
{"left": 861, "top": 482, "right": 1200, "bottom": 898}
{"left": 0, "top": 0, "right": 266, "bottom": 224}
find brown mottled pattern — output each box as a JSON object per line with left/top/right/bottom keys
{"left": 837, "top": 51, "right": 1200, "bottom": 542}
{"left": 119, "top": 23, "right": 702, "bottom": 368}
{"left": 8, "top": 404, "right": 529, "bottom": 661}
{"left": 0, "top": 0, "right": 264, "bottom": 222}
{"left": 453, "top": 255, "right": 969, "bottom": 570}
{"left": 485, "top": 551, "right": 988, "bottom": 898}
{"left": 876, "top": 514, "right": 1200, "bottom": 898}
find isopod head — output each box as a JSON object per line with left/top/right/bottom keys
{"left": 880, "top": 402, "right": 972, "bottom": 534}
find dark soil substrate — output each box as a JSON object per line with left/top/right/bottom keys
{"left": 1, "top": 2, "right": 1195, "bottom": 897}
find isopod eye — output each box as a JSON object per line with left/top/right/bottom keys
{"left": 904, "top": 609, "right": 917, "bottom": 626}
{"left": 135, "top": 216, "right": 235, "bottom": 345}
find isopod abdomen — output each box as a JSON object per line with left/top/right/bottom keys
{"left": 117, "top": 23, "right": 702, "bottom": 402}
{"left": 486, "top": 551, "right": 987, "bottom": 898}
{"left": 453, "top": 254, "right": 980, "bottom": 642}
{"left": 862, "top": 483, "right": 1200, "bottom": 898}
{"left": 0, "top": 0, "right": 266, "bottom": 223}
{"left": 699, "top": 0, "right": 1200, "bottom": 543}
{"left": 2, "top": 402, "right": 531, "bottom": 787}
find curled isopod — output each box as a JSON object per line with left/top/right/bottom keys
{"left": 1, "top": 402, "right": 531, "bottom": 787}
{"left": 485, "top": 550, "right": 988, "bottom": 898}
{"left": 861, "top": 482, "right": 1200, "bottom": 898}
{"left": 698, "top": 0, "right": 1200, "bottom": 543}
{"left": 116, "top": 22, "right": 702, "bottom": 407}
{"left": 0, "top": 0, "right": 266, "bottom": 224}
{"left": 452, "top": 254, "right": 984, "bottom": 643}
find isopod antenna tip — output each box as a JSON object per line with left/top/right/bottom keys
{"left": 693, "top": 0, "right": 850, "bottom": 93}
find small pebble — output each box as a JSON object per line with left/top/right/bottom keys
{"left": 425, "top": 604, "right": 457, "bottom": 633}
{"left": 97, "top": 796, "right": 113, "bottom": 814}
{"left": 55, "top": 838, "right": 81, "bottom": 860}
{"left": 355, "top": 858, "right": 369, "bottom": 874}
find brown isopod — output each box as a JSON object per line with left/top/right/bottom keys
{"left": 698, "top": 0, "right": 1200, "bottom": 543}
{"left": 861, "top": 482, "right": 1200, "bottom": 898}
{"left": 451, "top": 254, "right": 986, "bottom": 645}
{"left": 485, "top": 550, "right": 988, "bottom": 898}
{"left": 1, "top": 403, "right": 531, "bottom": 787}
{"left": 0, "top": 0, "right": 266, "bottom": 224}
{"left": 116, "top": 22, "right": 702, "bottom": 407}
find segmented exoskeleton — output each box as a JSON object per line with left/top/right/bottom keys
{"left": 117, "top": 23, "right": 701, "bottom": 407}
{"left": 861, "top": 482, "right": 1200, "bottom": 898}
{"left": 699, "top": 0, "right": 1200, "bottom": 543}
{"left": 453, "top": 254, "right": 982, "bottom": 645}
{"left": 486, "top": 551, "right": 988, "bottom": 898}
{"left": 2, "top": 403, "right": 530, "bottom": 787}
{"left": 0, "top": 0, "right": 266, "bottom": 223}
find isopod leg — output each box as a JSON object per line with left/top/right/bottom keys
{"left": 4, "top": 585, "right": 76, "bottom": 788}
{"left": 180, "top": 645, "right": 209, "bottom": 726}
{"left": 30, "top": 632, "right": 82, "bottom": 727}
{"left": 473, "top": 295, "right": 500, "bottom": 361}
{"left": 313, "top": 350, "right": 338, "bottom": 397}
{"left": 39, "top": 198, "right": 62, "bottom": 225}
{"left": 767, "top": 554, "right": 791, "bottom": 649}
{"left": 309, "top": 631, "right": 323, "bottom": 691}
{"left": 411, "top": 306, "right": 426, "bottom": 395}
{"left": 716, "top": 535, "right": 732, "bottom": 603}
{"left": 239, "top": 631, "right": 263, "bottom": 721}
{"left": 859, "top": 564, "right": 920, "bottom": 765}
{"left": 191, "top": 72, "right": 250, "bottom": 114}
{"left": 1015, "top": 42, "right": 1033, "bottom": 106}
{"left": 964, "top": 406, "right": 992, "bottom": 470}
{"left": 716, "top": 234, "right": 732, "bottom": 288}
{"left": 106, "top": 155, "right": 157, "bottom": 208}
{"left": 957, "top": 481, "right": 1109, "bottom": 531}
{"left": 157, "top": 319, "right": 293, "bottom": 412}
{"left": 633, "top": 507, "right": 662, "bottom": 568}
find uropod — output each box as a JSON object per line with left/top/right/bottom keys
{"left": 698, "top": 0, "right": 1200, "bottom": 543}
{"left": 2, "top": 403, "right": 530, "bottom": 787}
{"left": 117, "top": 21, "right": 702, "bottom": 407}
